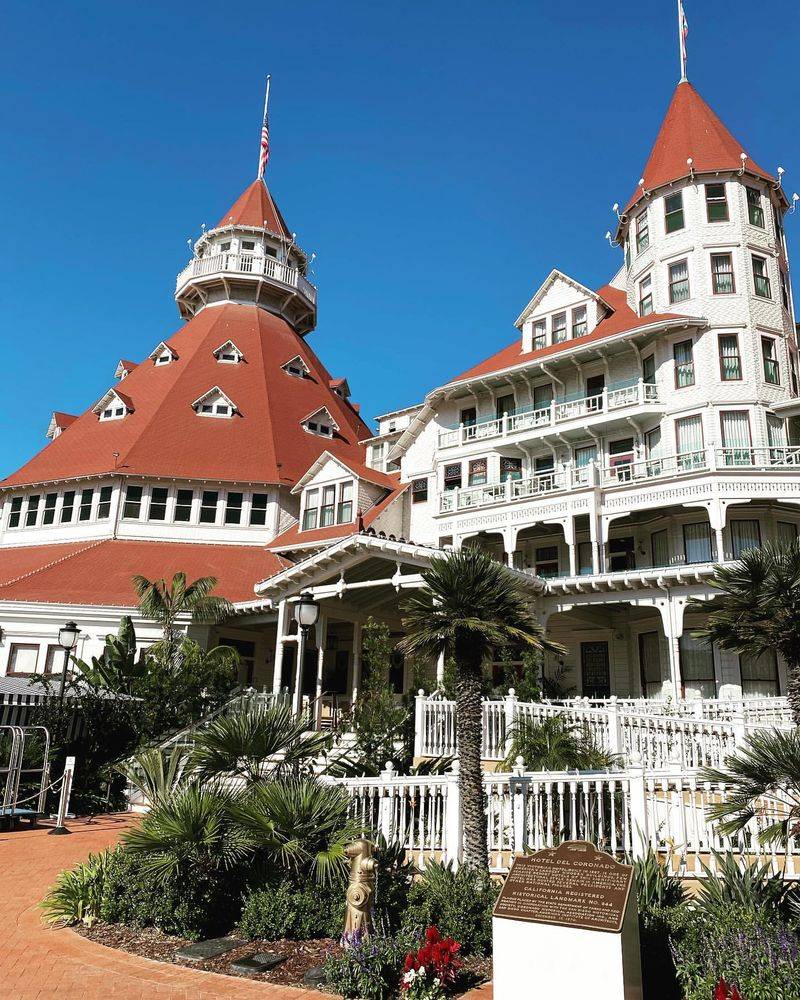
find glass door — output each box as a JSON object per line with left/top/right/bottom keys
{"left": 675, "top": 414, "right": 704, "bottom": 471}
{"left": 679, "top": 635, "right": 716, "bottom": 699}
{"left": 581, "top": 642, "right": 611, "bottom": 698}
{"left": 638, "top": 631, "right": 662, "bottom": 699}
{"left": 720, "top": 410, "right": 753, "bottom": 466}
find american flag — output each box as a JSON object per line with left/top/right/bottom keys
{"left": 258, "top": 77, "right": 271, "bottom": 178}
{"left": 679, "top": 1, "right": 689, "bottom": 78}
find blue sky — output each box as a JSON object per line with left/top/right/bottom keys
{"left": 2, "top": 1, "right": 799, "bottom": 477}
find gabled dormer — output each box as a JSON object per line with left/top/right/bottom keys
{"left": 149, "top": 342, "right": 178, "bottom": 366}
{"left": 301, "top": 406, "right": 338, "bottom": 438}
{"left": 46, "top": 411, "right": 77, "bottom": 441}
{"left": 192, "top": 386, "right": 237, "bottom": 418}
{"left": 213, "top": 339, "right": 245, "bottom": 364}
{"left": 329, "top": 377, "right": 350, "bottom": 399}
{"left": 282, "top": 354, "right": 310, "bottom": 379}
{"left": 93, "top": 389, "right": 133, "bottom": 421}
{"left": 515, "top": 269, "right": 610, "bottom": 352}
{"left": 114, "top": 359, "right": 137, "bottom": 381}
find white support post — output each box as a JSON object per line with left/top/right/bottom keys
{"left": 511, "top": 756, "right": 527, "bottom": 856}
{"left": 272, "top": 599, "right": 288, "bottom": 696}
{"left": 49, "top": 756, "right": 75, "bottom": 837}
{"left": 504, "top": 688, "right": 519, "bottom": 759}
{"left": 379, "top": 761, "right": 396, "bottom": 843}
{"left": 414, "top": 690, "right": 426, "bottom": 759}
{"left": 293, "top": 627, "right": 306, "bottom": 716}
{"left": 436, "top": 649, "right": 446, "bottom": 687}
{"left": 627, "top": 757, "right": 648, "bottom": 860}
{"left": 314, "top": 613, "right": 327, "bottom": 731}
{"left": 444, "top": 761, "right": 462, "bottom": 866}
{"left": 351, "top": 620, "right": 362, "bottom": 704}
{"left": 606, "top": 695, "right": 623, "bottom": 756}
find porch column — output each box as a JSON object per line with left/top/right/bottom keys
{"left": 656, "top": 597, "right": 685, "bottom": 700}
{"left": 293, "top": 625, "right": 306, "bottom": 716}
{"left": 589, "top": 514, "right": 601, "bottom": 575}
{"left": 314, "top": 613, "right": 327, "bottom": 730}
{"left": 562, "top": 516, "right": 576, "bottom": 577}
{"left": 272, "top": 599, "right": 288, "bottom": 695}
{"left": 350, "top": 619, "right": 363, "bottom": 703}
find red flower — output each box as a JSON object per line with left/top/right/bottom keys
{"left": 402, "top": 926, "right": 462, "bottom": 990}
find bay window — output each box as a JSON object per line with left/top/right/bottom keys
{"left": 639, "top": 274, "right": 653, "bottom": 316}
{"left": 752, "top": 255, "right": 772, "bottom": 298}
{"left": 572, "top": 306, "right": 588, "bottom": 338}
{"left": 718, "top": 334, "right": 741, "bottom": 380}
{"left": 673, "top": 339, "right": 694, "bottom": 387}
{"left": 731, "top": 520, "right": 761, "bottom": 559}
{"left": 468, "top": 458, "right": 487, "bottom": 487}
{"left": 705, "top": 183, "right": 729, "bottom": 222}
{"left": 668, "top": 259, "right": 689, "bottom": 302}
{"left": 337, "top": 481, "right": 354, "bottom": 523}
{"left": 711, "top": 253, "right": 735, "bottom": 294}
{"left": 664, "top": 191, "right": 684, "bottom": 233}
{"left": 302, "top": 489, "right": 320, "bottom": 530}
{"left": 444, "top": 464, "right": 462, "bottom": 491}
{"left": 500, "top": 457, "right": 523, "bottom": 483}
{"left": 746, "top": 187, "right": 765, "bottom": 228}
{"left": 320, "top": 485, "right": 336, "bottom": 527}
{"left": 250, "top": 493, "right": 269, "bottom": 526}
{"left": 679, "top": 635, "right": 716, "bottom": 699}
{"left": 720, "top": 410, "right": 752, "bottom": 466}
{"left": 683, "top": 522, "right": 713, "bottom": 563}
{"left": 552, "top": 312, "right": 567, "bottom": 344}
{"left": 762, "top": 337, "right": 779, "bottom": 384}
{"left": 635, "top": 210, "right": 649, "bottom": 252}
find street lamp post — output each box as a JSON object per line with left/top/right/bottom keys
{"left": 292, "top": 593, "right": 319, "bottom": 716}
{"left": 56, "top": 620, "right": 79, "bottom": 730}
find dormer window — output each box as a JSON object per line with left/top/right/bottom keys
{"left": 114, "top": 360, "right": 136, "bottom": 381}
{"left": 192, "top": 387, "right": 237, "bottom": 418}
{"left": 301, "top": 479, "right": 355, "bottom": 531}
{"left": 213, "top": 340, "right": 244, "bottom": 364}
{"left": 93, "top": 389, "right": 132, "bottom": 421}
{"left": 532, "top": 320, "right": 546, "bottom": 350}
{"left": 302, "top": 406, "right": 339, "bottom": 438}
{"left": 149, "top": 342, "right": 178, "bottom": 366}
{"left": 283, "top": 355, "right": 310, "bottom": 379}
{"left": 572, "top": 306, "right": 587, "bottom": 338}
{"left": 552, "top": 313, "right": 567, "bottom": 344}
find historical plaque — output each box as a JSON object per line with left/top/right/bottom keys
{"left": 493, "top": 841, "right": 634, "bottom": 933}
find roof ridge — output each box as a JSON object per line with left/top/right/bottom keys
{"left": 0, "top": 539, "right": 107, "bottom": 589}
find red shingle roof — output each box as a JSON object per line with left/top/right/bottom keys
{"left": 0, "top": 539, "right": 289, "bottom": 606}
{"left": 2, "top": 303, "right": 374, "bottom": 489}
{"left": 449, "top": 285, "right": 683, "bottom": 384}
{"left": 624, "top": 82, "right": 775, "bottom": 212}
{"left": 215, "top": 179, "right": 291, "bottom": 237}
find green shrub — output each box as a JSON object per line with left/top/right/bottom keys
{"left": 670, "top": 904, "right": 800, "bottom": 1000}
{"left": 41, "top": 848, "right": 117, "bottom": 927}
{"left": 323, "top": 929, "right": 419, "bottom": 1000}
{"left": 100, "top": 847, "right": 241, "bottom": 940}
{"left": 695, "top": 851, "right": 790, "bottom": 916}
{"left": 401, "top": 862, "right": 498, "bottom": 956}
{"left": 239, "top": 875, "right": 346, "bottom": 940}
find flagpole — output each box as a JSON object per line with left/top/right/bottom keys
{"left": 257, "top": 75, "right": 271, "bottom": 179}
{"left": 678, "top": 1, "right": 687, "bottom": 82}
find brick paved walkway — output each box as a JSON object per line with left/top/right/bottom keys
{"left": 0, "top": 813, "right": 492, "bottom": 999}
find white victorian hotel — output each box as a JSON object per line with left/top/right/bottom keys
{"left": 2, "top": 77, "right": 799, "bottom": 711}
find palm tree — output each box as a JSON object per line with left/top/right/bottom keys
{"left": 699, "top": 728, "right": 800, "bottom": 846}
{"left": 502, "top": 715, "right": 616, "bottom": 771}
{"left": 187, "top": 703, "right": 331, "bottom": 784}
{"left": 133, "top": 572, "right": 233, "bottom": 663}
{"left": 687, "top": 541, "right": 800, "bottom": 723}
{"left": 400, "top": 548, "right": 563, "bottom": 870}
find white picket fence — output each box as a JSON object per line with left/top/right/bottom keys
{"left": 414, "top": 692, "right": 792, "bottom": 767}
{"left": 331, "top": 761, "right": 800, "bottom": 877}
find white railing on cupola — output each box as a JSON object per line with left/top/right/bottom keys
{"left": 175, "top": 251, "right": 317, "bottom": 304}
{"left": 413, "top": 691, "right": 793, "bottom": 767}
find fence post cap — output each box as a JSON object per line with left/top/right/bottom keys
{"left": 507, "top": 687, "right": 517, "bottom": 698}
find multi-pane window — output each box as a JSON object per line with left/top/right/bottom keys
{"left": 42, "top": 493, "right": 57, "bottom": 525}
{"left": 705, "top": 183, "right": 729, "bottom": 222}
{"left": 320, "top": 486, "right": 336, "bottom": 527}
{"left": 412, "top": 478, "right": 429, "bottom": 503}
{"left": 8, "top": 497, "right": 23, "bottom": 528}
{"left": 673, "top": 340, "right": 695, "bottom": 387}
{"left": 572, "top": 306, "right": 588, "bottom": 338}
{"left": 664, "top": 191, "right": 684, "bottom": 233}
{"left": 668, "top": 259, "right": 690, "bottom": 302}
{"left": 679, "top": 635, "right": 716, "bottom": 699}
{"left": 78, "top": 489, "right": 94, "bottom": 521}
{"left": 337, "top": 482, "right": 354, "bottom": 523}
{"left": 752, "top": 255, "right": 771, "bottom": 298}
{"left": 444, "top": 464, "right": 462, "bottom": 491}
{"left": 175, "top": 489, "right": 193, "bottom": 522}
{"left": 61, "top": 490, "right": 76, "bottom": 523}
{"left": 199, "top": 490, "right": 218, "bottom": 524}
{"left": 97, "top": 486, "right": 112, "bottom": 519}
{"left": 718, "top": 334, "right": 741, "bottom": 380}
{"left": 25, "top": 495, "right": 40, "bottom": 527}
{"left": 762, "top": 337, "right": 780, "bottom": 385}
{"left": 500, "top": 457, "right": 523, "bottom": 483}
{"left": 651, "top": 529, "right": 669, "bottom": 567}
{"left": 551, "top": 312, "right": 567, "bottom": 344}
{"left": 532, "top": 320, "right": 547, "bottom": 350}
{"left": 149, "top": 487, "right": 168, "bottom": 521}
{"left": 122, "top": 485, "right": 142, "bottom": 519}
{"left": 8, "top": 644, "right": 39, "bottom": 675}
{"left": 720, "top": 410, "right": 752, "bottom": 465}
{"left": 675, "top": 414, "right": 704, "bottom": 469}
{"left": 250, "top": 493, "right": 269, "bottom": 525}
{"left": 302, "top": 489, "right": 319, "bottom": 530}
{"left": 535, "top": 545, "right": 559, "bottom": 578}
{"left": 731, "top": 520, "right": 761, "bottom": 559}
{"left": 711, "top": 253, "right": 735, "bottom": 294}
{"left": 468, "top": 458, "right": 488, "bottom": 487}
{"left": 635, "top": 210, "right": 650, "bottom": 252}
{"left": 683, "top": 522, "right": 713, "bottom": 563}
{"left": 224, "top": 492, "right": 243, "bottom": 525}
{"left": 746, "top": 187, "right": 765, "bottom": 228}
{"left": 740, "top": 652, "right": 780, "bottom": 697}
{"left": 638, "top": 274, "right": 653, "bottom": 316}
{"left": 642, "top": 354, "right": 656, "bottom": 383}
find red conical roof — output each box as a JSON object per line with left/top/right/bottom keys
{"left": 2, "top": 303, "right": 372, "bottom": 489}
{"left": 215, "top": 179, "right": 291, "bottom": 237}
{"left": 624, "top": 82, "right": 775, "bottom": 212}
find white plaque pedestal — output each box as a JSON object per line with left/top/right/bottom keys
{"left": 493, "top": 891, "right": 643, "bottom": 1000}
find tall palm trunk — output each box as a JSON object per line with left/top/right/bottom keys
{"left": 455, "top": 637, "right": 488, "bottom": 871}
{"left": 786, "top": 660, "right": 800, "bottom": 726}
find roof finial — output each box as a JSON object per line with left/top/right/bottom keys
{"left": 257, "top": 75, "right": 271, "bottom": 180}
{"left": 678, "top": 0, "right": 689, "bottom": 82}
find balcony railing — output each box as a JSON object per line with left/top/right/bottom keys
{"left": 438, "top": 380, "right": 660, "bottom": 448}
{"left": 175, "top": 252, "right": 317, "bottom": 304}
{"left": 438, "top": 445, "right": 800, "bottom": 514}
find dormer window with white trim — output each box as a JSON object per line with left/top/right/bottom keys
{"left": 114, "top": 360, "right": 136, "bottom": 381}
{"left": 149, "top": 342, "right": 178, "bottom": 366}
{"left": 301, "top": 479, "right": 355, "bottom": 531}
{"left": 192, "top": 387, "right": 237, "bottom": 418}
{"left": 213, "top": 340, "right": 244, "bottom": 364}
{"left": 282, "top": 355, "right": 310, "bottom": 379}
{"left": 302, "top": 406, "right": 338, "bottom": 438}
{"left": 93, "top": 389, "right": 132, "bottom": 421}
